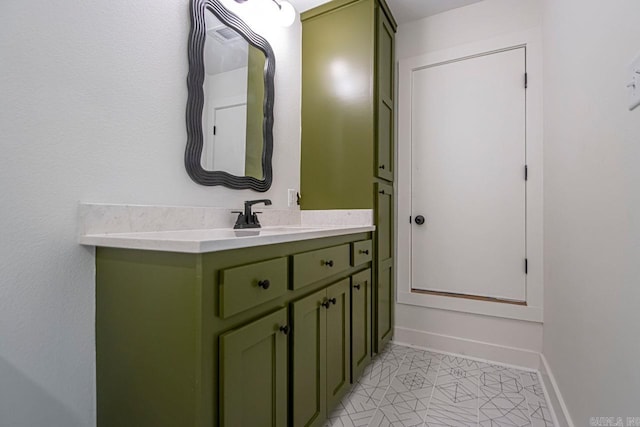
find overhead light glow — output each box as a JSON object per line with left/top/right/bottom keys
{"left": 276, "top": 1, "right": 296, "bottom": 27}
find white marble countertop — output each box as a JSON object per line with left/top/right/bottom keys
{"left": 79, "top": 225, "right": 375, "bottom": 253}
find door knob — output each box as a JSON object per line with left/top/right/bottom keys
{"left": 414, "top": 215, "right": 425, "bottom": 225}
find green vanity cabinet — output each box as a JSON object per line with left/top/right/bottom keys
{"left": 219, "top": 308, "right": 288, "bottom": 427}
{"left": 350, "top": 269, "right": 372, "bottom": 382}
{"left": 291, "top": 278, "right": 351, "bottom": 427}
{"left": 96, "top": 232, "right": 373, "bottom": 427}
{"left": 301, "top": 0, "right": 397, "bottom": 356}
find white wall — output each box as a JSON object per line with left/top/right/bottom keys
{"left": 396, "top": 0, "right": 542, "bottom": 60}
{"left": 542, "top": 0, "right": 640, "bottom": 422}
{"left": 0, "top": 0, "right": 301, "bottom": 425}
{"left": 395, "top": 0, "right": 544, "bottom": 359}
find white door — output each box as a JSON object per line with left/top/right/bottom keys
{"left": 411, "top": 47, "right": 527, "bottom": 301}
{"left": 211, "top": 103, "right": 247, "bottom": 176}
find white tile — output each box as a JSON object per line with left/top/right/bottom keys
{"left": 334, "top": 343, "right": 556, "bottom": 427}
{"left": 478, "top": 388, "right": 531, "bottom": 426}
{"left": 424, "top": 395, "right": 478, "bottom": 426}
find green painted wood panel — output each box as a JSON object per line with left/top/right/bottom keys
{"left": 375, "top": 182, "right": 393, "bottom": 261}
{"left": 245, "top": 45, "right": 266, "bottom": 179}
{"left": 376, "top": 99, "right": 394, "bottom": 181}
{"left": 376, "top": 259, "right": 394, "bottom": 352}
{"left": 219, "top": 308, "right": 288, "bottom": 427}
{"left": 219, "top": 257, "right": 288, "bottom": 318}
{"left": 300, "top": 0, "right": 376, "bottom": 209}
{"left": 350, "top": 269, "right": 372, "bottom": 382}
{"left": 291, "top": 288, "right": 327, "bottom": 427}
{"left": 375, "top": 182, "right": 394, "bottom": 353}
{"left": 96, "top": 250, "right": 199, "bottom": 427}
{"left": 292, "top": 244, "right": 350, "bottom": 290}
{"left": 351, "top": 239, "right": 373, "bottom": 266}
{"left": 325, "top": 278, "right": 351, "bottom": 410}
{"left": 376, "top": 8, "right": 395, "bottom": 182}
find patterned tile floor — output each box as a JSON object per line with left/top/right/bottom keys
{"left": 326, "top": 343, "right": 556, "bottom": 427}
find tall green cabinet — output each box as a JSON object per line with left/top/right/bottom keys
{"left": 301, "top": 0, "right": 397, "bottom": 353}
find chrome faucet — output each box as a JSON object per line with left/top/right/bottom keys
{"left": 232, "top": 199, "right": 272, "bottom": 229}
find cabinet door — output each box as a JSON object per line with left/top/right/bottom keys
{"left": 376, "top": 260, "right": 394, "bottom": 351}
{"left": 375, "top": 182, "right": 393, "bottom": 262}
{"left": 325, "top": 278, "right": 351, "bottom": 411}
{"left": 375, "top": 182, "right": 394, "bottom": 352}
{"left": 350, "top": 269, "right": 371, "bottom": 382}
{"left": 376, "top": 7, "right": 395, "bottom": 182}
{"left": 219, "top": 308, "right": 288, "bottom": 427}
{"left": 300, "top": 0, "right": 376, "bottom": 209}
{"left": 291, "top": 289, "right": 327, "bottom": 427}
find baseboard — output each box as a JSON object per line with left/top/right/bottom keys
{"left": 539, "top": 353, "right": 574, "bottom": 427}
{"left": 394, "top": 326, "right": 541, "bottom": 370}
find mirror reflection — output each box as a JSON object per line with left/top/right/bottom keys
{"left": 201, "top": 12, "right": 265, "bottom": 179}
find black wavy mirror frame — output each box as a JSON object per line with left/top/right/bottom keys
{"left": 186, "top": 0, "right": 275, "bottom": 191}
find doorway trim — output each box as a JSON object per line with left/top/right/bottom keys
{"left": 396, "top": 29, "right": 543, "bottom": 323}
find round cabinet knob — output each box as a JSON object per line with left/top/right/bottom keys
{"left": 322, "top": 300, "right": 331, "bottom": 309}
{"left": 279, "top": 325, "right": 289, "bottom": 335}
{"left": 379, "top": 164, "right": 385, "bottom": 170}
{"left": 359, "top": 249, "right": 369, "bottom": 255}
{"left": 329, "top": 298, "right": 337, "bottom": 305}
{"left": 353, "top": 284, "right": 361, "bottom": 290}
{"left": 414, "top": 215, "right": 426, "bottom": 225}
{"left": 324, "top": 260, "right": 334, "bottom": 267}
{"left": 257, "top": 279, "right": 270, "bottom": 289}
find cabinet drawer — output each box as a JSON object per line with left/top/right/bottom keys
{"left": 351, "top": 240, "right": 372, "bottom": 266}
{"left": 292, "top": 244, "right": 350, "bottom": 290}
{"left": 219, "top": 257, "right": 288, "bottom": 319}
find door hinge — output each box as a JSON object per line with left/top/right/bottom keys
{"left": 525, "top": 258, "right": 528, "bottom": 274}
{"left": 213, "top": 125, "right": 217, "bottom": 136}
{"left": 525, "top": 165, "right": 528, "bottom": 181}
{"left": 524, "top": 73, "right": 528, "bottom": 89}
{"left": 296, "top": 192, "right": 301, "bottom": 206}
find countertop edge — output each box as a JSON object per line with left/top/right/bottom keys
{"left": 79, "top": 226, "right": 376, "bottom": 254}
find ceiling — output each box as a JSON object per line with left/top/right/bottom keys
{"left": 289, "top": 0, "right": 485, "bottom": 24}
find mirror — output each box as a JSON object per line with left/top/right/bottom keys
{"left": 186, "top": 0, "right": 275, "bottom": 191}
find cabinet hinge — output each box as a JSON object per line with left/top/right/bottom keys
{"left": 409, "top": 216, "right": 412, "bottom": 224}
{"left": 213, "top": 125, "right": 217, "bottom": 136}
{"left": 525, "top": 258, "right": 528, "bottom": 274}
{"left": 525, "top": 165, "right": 528, "bottom": 181}
{"left": 296, "top": 192, "right": 301, "bottom": 206}
{"left": 524, "top": 73, "right": 528, "bottom": 89}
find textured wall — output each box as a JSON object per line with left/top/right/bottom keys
{"left": 0, "top": 0, "right": 300, "bottom": 425}
{"left": 542, "top": 0, "right": 640, "bottom": 422}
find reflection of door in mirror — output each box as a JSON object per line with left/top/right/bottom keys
{"left": 201, "top": 12, "right": 265, "bottom": 179}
